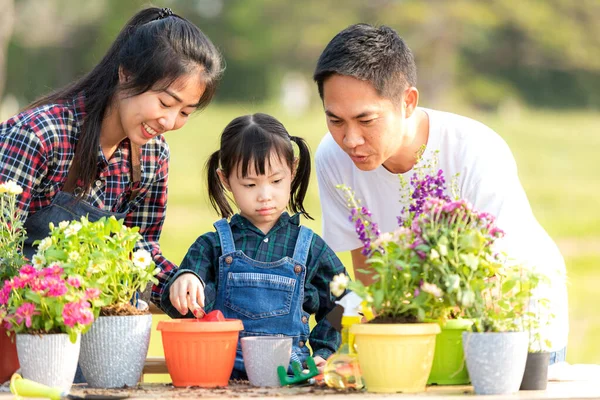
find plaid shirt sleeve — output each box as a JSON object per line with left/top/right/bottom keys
{"left": 306, "top": 234, "right": 348, "bottom": 360}
{"left": 126, "top": 141, "right": 176, "bottom": 307}
{"left": 0, "top": 115, "right": 53, "bottom": 218}
{"left": 159, "top": 233, "right": 219, "bottom": 317}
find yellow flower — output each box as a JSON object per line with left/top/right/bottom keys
{"left": 0, "top": 180, "right": 23, "bottom": 195}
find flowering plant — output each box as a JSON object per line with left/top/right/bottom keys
{"left": 331, "top": 150, "right": 510, "bottom": 324}
{"left": 0, "top": 180, "right": 27, "bottom": 283}
{"left": 0, "top": 264, "right": 97, "bottom": 343}
{"left": 33, "top": 216, "right": 159, "bottom": 316}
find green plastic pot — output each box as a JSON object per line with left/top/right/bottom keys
{"left": 427, "top": 319, "right": 473, "bottom": 385}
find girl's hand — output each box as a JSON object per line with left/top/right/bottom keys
{"left": 169, "top": 272, "right": 205, "bottom": 316}
{"left": 313, "top": 356, "right": 327, "bottom": 372}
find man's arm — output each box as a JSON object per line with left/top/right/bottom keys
{"left": 351, "top": 248, "right": 375, "bottom": 285}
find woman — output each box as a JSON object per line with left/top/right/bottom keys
{"left": 0, "top": 6, "right": 223, "bottom": 308}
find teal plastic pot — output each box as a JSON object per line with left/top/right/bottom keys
{"left": 427, "top": 319, "right": 473, "bottom": 385}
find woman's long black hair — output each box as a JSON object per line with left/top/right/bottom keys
{"left": 206, "top": 113, "right": 313, "bottom": 220}
{"left": 28, "top": 7, "right": 223, "bottom": 195}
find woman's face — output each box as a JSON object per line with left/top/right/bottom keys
{"left": 116, "top": 71, "right": 205, "bottom": 146}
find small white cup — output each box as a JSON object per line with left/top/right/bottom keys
{"left": 241, "top": 336, "right": 293, "bottom": 387}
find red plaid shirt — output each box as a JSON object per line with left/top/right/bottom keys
{"left": 0, "top": 95, "right": 176, "bottom": 306}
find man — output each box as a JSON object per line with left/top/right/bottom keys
{"left": 313, "top": 23, "right": 568, "bottom": 362}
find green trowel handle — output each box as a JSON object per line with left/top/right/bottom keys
{"left": 10, "top": 373, "right": 64, "bottom": 400}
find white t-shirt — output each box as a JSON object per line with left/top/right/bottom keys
{"left": 315, "top": 107, "right": 568, "bottom": 351}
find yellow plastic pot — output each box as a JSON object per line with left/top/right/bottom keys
{"left": 351, "top": 323, "right": 440, "bottom": 393}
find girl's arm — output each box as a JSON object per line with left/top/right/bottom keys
{"left": 307, "top": 236, "right": 349, "bottom": 360}
{"left": 159, "top": 233, "right": 219, "bottom": 318}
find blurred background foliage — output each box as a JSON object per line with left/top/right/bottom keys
{"left": 1, "top": 0, "right": 600, "bottom": 110}
{"left": 0, "top": 0, "right": 599, "bottom": 371}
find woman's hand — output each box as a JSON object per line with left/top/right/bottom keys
{"left": 169, "top": 272, "right": 205, "bottom": 316}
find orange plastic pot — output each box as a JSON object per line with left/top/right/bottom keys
{"left": 157, "top": 318, "right": 243, "bottom": 387}
{"left": 0, "top": 325, "right": 19, "bottom": 383}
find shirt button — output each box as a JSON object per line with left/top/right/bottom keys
{"left": 298, "top": 341, "right": 305, "bottom": 348}
{"left": 225, "top": 256, "right": 233, "bottom": 265}
{"left": 95, "top": 179, "right": 103, "bottom": 187}
{"left": 301, "top": 316, "right": 308, "bottom": 324}
{"left": 294, "top": 265, "right": 302, "bottom": 274}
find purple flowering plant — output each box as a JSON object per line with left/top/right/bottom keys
{"left": 331, "top": 150, "right": 520, "bottom": 324}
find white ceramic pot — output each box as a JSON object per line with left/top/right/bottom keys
{"left": 463, "top": 331, "right": 528, "bottom": 395}
{"left": 16, "top": 333, "right": 81, "bottom": 392}
{"left": 79, "top": 314, "right": 152, "bottom": 388}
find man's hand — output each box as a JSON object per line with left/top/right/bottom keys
{"left": 169, "top": 272, "right": 205, "bottom": 316}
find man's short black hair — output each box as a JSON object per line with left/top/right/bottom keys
{"left": 313, "top": 23, "right": 417, "bottom": 105}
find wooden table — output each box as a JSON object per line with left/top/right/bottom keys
{"left": 2, "top": 381, "right": 598, "bottom": 399}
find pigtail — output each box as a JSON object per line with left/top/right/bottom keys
{"left": 289, "top": 136, "right": 313, "bottom": 220}
{"left": 206, "top": 150, "right": 233, "bottom": 219}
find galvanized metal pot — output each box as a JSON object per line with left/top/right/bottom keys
{"left": 16, "top": 333, "right": 80, "bottom": 392}
{"left": 79, "top": 314, "right": 152, "bottom": 388}
{"left": 463, "top": 331, "right": 528, "bottom": 395}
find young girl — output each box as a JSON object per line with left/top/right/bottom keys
{"left": 0, "top": 7, "right": 223, "bottom": 308}
{"left": 162, "top": 113, "right": 348, "bottom": 377}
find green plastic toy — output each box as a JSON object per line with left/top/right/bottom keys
{"left": 277, "top": 356, "right": 319, "bottom": 386}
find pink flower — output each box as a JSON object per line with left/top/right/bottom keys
{"left": 67, "top": 277, "right": 81, "bottom": 288}
{"left": 84, "top": 288, "right": 101, "bottom": 300}
{"left": 62, "top": 300, "right": 94, "bottom": 328}
{"left": 0, "top": 283, "right": 12, "bottom": 305}
{"left": 45, "top": 280, "right": 68, "bottom": 298}
{"left": 19, "top": 265, "right": 38, "bottom": 281}
{"left": 15, "top": 303, "right": 39, "bottom": 328}
{"left": 43, "top": 264, "right": 64, "bottom": 278}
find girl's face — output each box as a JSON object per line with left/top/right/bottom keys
{"left": 219, "top": 153, "right": 294, "bottom": 234}
{"left": 116, "top": 71, "right": 205, "bottom": 146}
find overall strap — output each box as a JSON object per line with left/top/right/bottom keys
{"left": 214, "top": 218, "right": 236, "bottom": 254}
{"left": 63, "top": 141, "right": 141, "bottom": 202}
{"left": 292, "top": 226, "right": 313, "bottom": 266}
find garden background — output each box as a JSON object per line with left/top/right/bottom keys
{"left": 0, "top": 0, "right": 598, "bottom": 378}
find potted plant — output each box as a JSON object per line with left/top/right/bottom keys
{"left": 0, "top": 180, "right": 28, "bottom": 382}
{"left": 462, "top": 263, "right": 542, "bottom": 395}
{"left": 331, "top": 186, "right": 445, "bottom": 393}
{"left": 520, "top": 276, "right": 554, "bottom": 391}
{"left": 0, "top": 263, "right": 97, "bottom": 391}
{"left": 33, "top": 216, "right": 159, "bottom": 388}
{"left": 392, "top": 156, "right": 502, "bottom": 386}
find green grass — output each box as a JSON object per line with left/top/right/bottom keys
{"left": 145, "top": 104, "right": 600, "bottom": 374}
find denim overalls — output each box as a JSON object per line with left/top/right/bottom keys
{"left": 212, "top": 218, "right": 313, "bottom": 378}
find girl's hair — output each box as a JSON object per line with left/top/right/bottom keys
{"left": 206, "top": 113, "right": 313, "bottom": 220}
{"left": 28, "top": 7, "right": 223, "bottom": 195}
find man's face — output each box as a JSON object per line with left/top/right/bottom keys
{"left": 322, "top": 74, "right": 406, "bottom": 171}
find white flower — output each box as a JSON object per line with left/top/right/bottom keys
{"left": 59, "top": 221, "right": 69, "bottom": 230}
{"left": 330, "top": 273, "right": 349, "bottom": 297}
{"left": 372, "top": 232, "right": 394, "bottom": 248}
{"left": 438, "top": 244, "right": 448, "bottom": 256}
{"left": 429, "top": 249, "right": 440, "bottom": 260}
{"left": 64, "top": 222, "right": 82, "bottom": 237}
{"left": 421, "top": 282, "right": 443, "bottom": 298}
{"left": 68, "top": 251, "right": 80, "bottom": 261}
{"left": 132, "top": 249, "right": 152, "bottom": 270}
{"left": 88, "top": 260, "right": 104, "bottom": 274}
{"left": 0, "top": 180, "right": 23, "bottom": 195}
{"left": 32, "top": 253, "right": 46, "bottom": 268}
{"left": 37, "top": 237, "right": 52, "bottom": 252}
